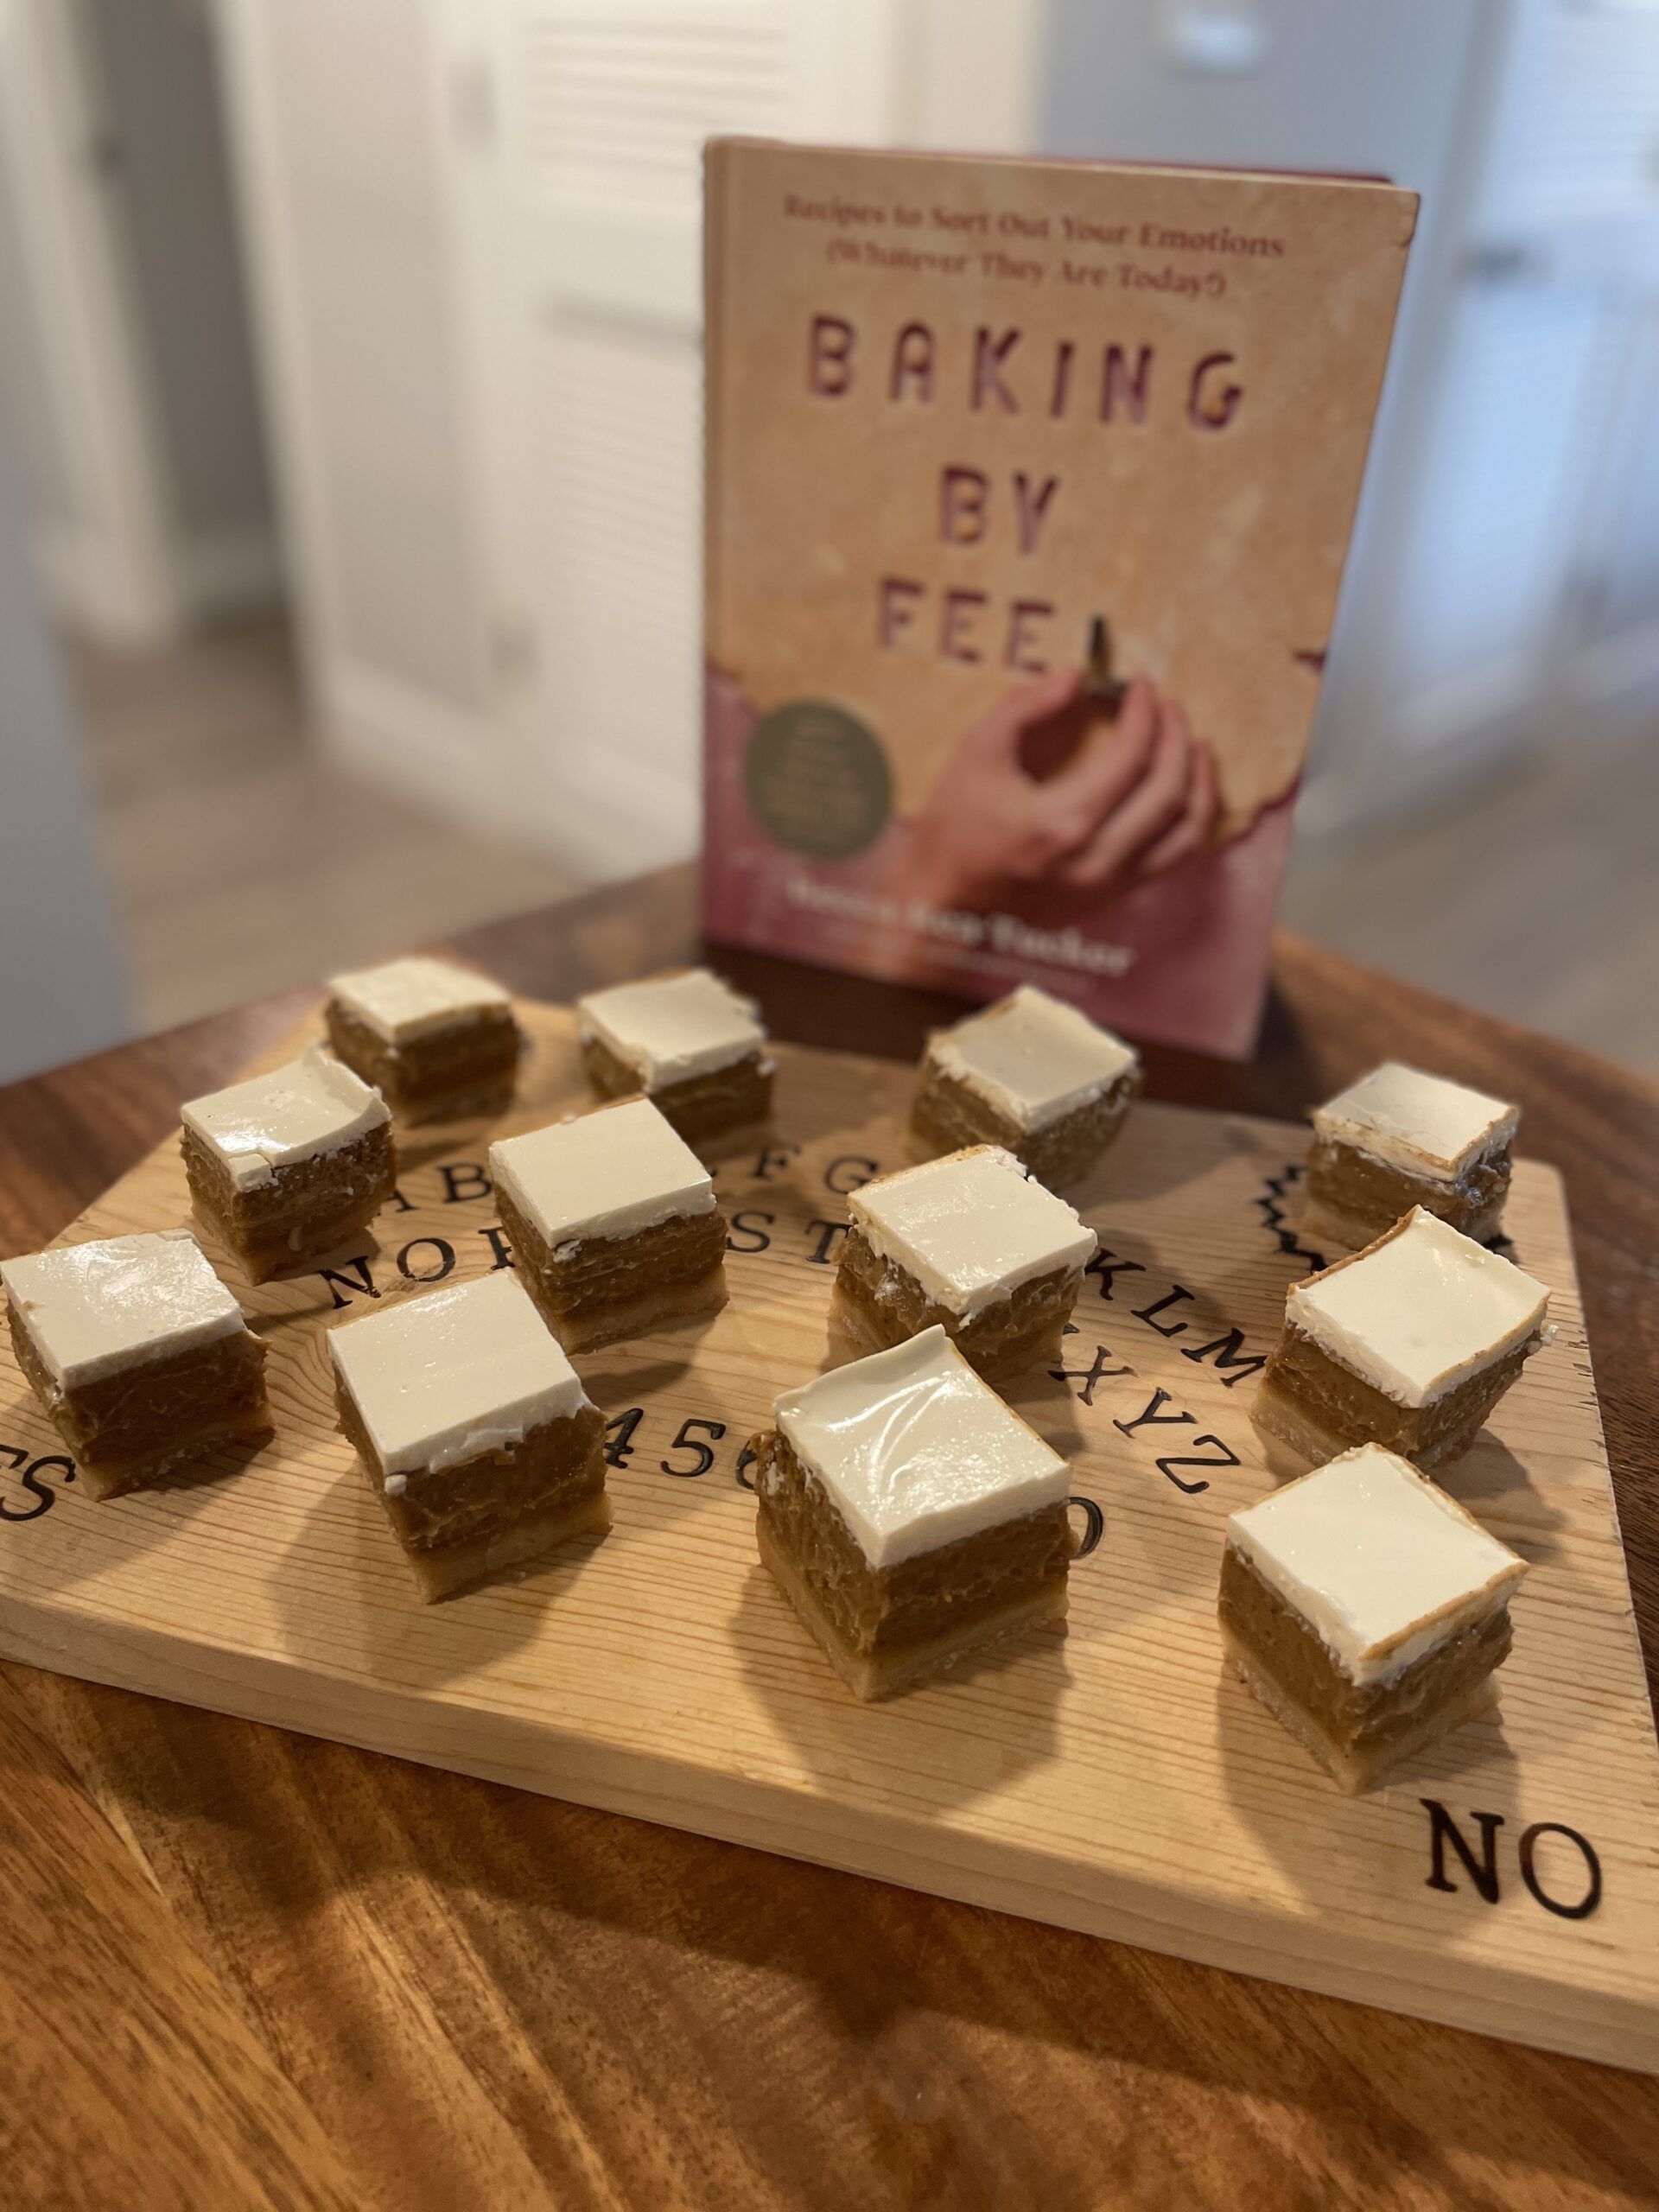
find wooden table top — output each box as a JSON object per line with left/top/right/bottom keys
{"left": 3, "top": 862, "right": 1656, "bottom": 2211}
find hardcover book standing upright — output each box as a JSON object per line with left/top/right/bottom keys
{"left": 702, "top": 142, "right": 1416, "bottom": 1058}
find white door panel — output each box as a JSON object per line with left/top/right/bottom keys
{"left": 1389, "top": 285, "right": 1606, "bottom": 727}
{"left": 1478, "top": 0, "right": 1659, "bottom": 232}
{"left": 217, "top": 0, "right": 491, "bottom": 728}
{"left": 541, "top": 203, "right": 701, "bottom": 328}
{"left": 219, "top": 0, "right": 1021, "bottom": 863}
{"left": 447, "top": 0, "right": 905, "bottom": 871}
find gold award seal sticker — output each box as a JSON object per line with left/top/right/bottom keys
{"left": 742, "top": 700, "right": 893, "bottom": 860}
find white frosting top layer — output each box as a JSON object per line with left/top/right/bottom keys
{"left": 1313, "top": 1061, "right": 1518, "bottom": 1183}
{"left": 849, "top": 1145, "right": 1096, "bottom": 1318}
{"left": 328, "top": 956, "right": 512, "bottom": 1045}
{"left": 182, "top": 1047, "right": 391, "bottom": 1192}
{"left": 577, "top": 969, "right": 766, "bottom": 1086}
{"left": 1227, "top": 1444, "right": 1526, "bottom": 1685}
{"left": 329, "top": 1270, "right": 588, "bottom": 1477}
{"left": 490, "top": 1096, "right": 715, "bottom": 1246}
{"left": 2, "top": 1227, "right": 245, "bottom": 1388}
{"left": 772, "top": 1325, "right": 1070, "bottom": 1569}
{"left": 929, "top": 984, "right": 1138, "bottom": 1132}
{"left": 1288, "top": 1207, "right": 1548, "bottom": 1408}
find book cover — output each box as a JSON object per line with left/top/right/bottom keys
{"left": 702, "top": 141, "right": 1415, "bottom": 1057}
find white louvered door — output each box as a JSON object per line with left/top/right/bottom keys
{"left": 216, "top": 0, "right": 510, "bottom": 827}
{"left": 438, "top": 0, "right": 906, "bottom": 872}
{"left": 1497, "top": 0, "right": 1659, "bottom": 729}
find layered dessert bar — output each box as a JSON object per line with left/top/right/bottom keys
{"left": 2, "top": 1228, "right": 270, "bottom": 1499}
{"left": 329, "top": 1269, "right": 606, "bottom": 1599}
{"left": 752, "top": 1325, "right": 1073, "bottom": 1699}
{"left": 182, "top": 1046, "right": 397, "bottom": 1283}
{"left": 912, "top": 984, "right": 1141, "bottom": 1185}
{"left": 1252, "top": 1207, "right": 1549, "bottom": 1473}
{"left": 490, "top": 1095, "right": 728, "bottom": 1353}
{"left": 576, "top": 967, "right": 772, "bottom": 1143}
{"left": 1304, "top": 1060, "right": 1518, "bottom": 1249}
{"left": 325, "top": 955, "right": 523, "bottom": 1123}
{"left": 834, "top": 1144, "right": 1096, "bottom": 1382}
{"left": 1219, "top": 1443, "right": 1528, "bottom": 1792}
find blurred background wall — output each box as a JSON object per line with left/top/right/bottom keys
{"left": 0, "top": 0, "right": 273, "bottom": 636}
{"left": 1047, "top": 0, "right": 1659, "bottom": 839}
{"left": 2, "top": 0, "right": 1656, "bottom": 1076}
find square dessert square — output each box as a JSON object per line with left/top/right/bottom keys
{"left": 1252, "top": 1207, "right": 1549, "bottom": 1474}
{"left": 912, "top": 984, "right": 1140, "bottom": 1186}
{"left": 577, "top": 967, "right": 772, "bottom": 1144}
{"left": 1219, "top": 1443, "right": 1527, "bottom": 1792}
{"left": 325, "top": 955, "right": 523, "bottom": 1123}
{"left": 834, "top": 1144, "right": 1096, "bottom": 1383}
{"left": 1304, "top": 1061, "right": 1518, "bottom": 1249}
{"left": 490, "top": 1095, "right": 728, "bottom": 1353}
{"left": 2, "top": 1228, "right": 270, "bottom": 1499}
{"left": 182, "top": 1046, "right": 397, "bottom": 1283}
{"left": 752, "top": 1325, "right": 1073, "bottom": 1700}
{"left": 329, "top": 1269, "right": 606, "bottom": 1600}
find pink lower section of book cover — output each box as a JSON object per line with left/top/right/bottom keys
{"left": 703, "top": 666, "right": 1300, "bottom": 1058}
{"left": 700, "top": 142, "right": 1416, "bottom": 1058}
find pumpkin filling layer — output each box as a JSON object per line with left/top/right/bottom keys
{"left": 183, "top": 1124, "right": 396, "bottom": 1284}
{"left": 912, "top": 1063, "right": 1135, "bottom": 1188}
{"left": 1303, "top": 1134, "right": 1510, "bottom": 1248}
{"left": 10, "top": 1308, "right": 270, "bottom": 1500}
{"left": 1219, "top": 1543, "right": 1514, "bottom": 1789}
{"left": 582, "top": 1033, "right": 772, "bottom": 1143}
{"left": 327, "top": 1002, "right": 521, "bottom": 1123}
{"left": 1255, "top": 1323, "right": 1540, "bottom": 1472}
{"left": 753, "top": 1428, "right": 1071, "bottom": 1699}
{"left": 833, "top": 1223, "right": 1079, "bottom": 1383}
{"left": 496, "top": 1183, "right": 728, "bottom": 1355}
{"left": 336, "top": 1381, "right": 607, "bottom": 1600}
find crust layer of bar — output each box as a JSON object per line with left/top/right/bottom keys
{"left": 10, "top": 1306, "right": 270, "bottom": 1499}
{"left": 1221, "top": 1624, "right": 1502, "bottom": 1794}
{"left": 832, "top": 1222, "right": 1078, "bottom": 1382}
{"left": 327, "top": 1001, "right": 521, "bottom": 1123}
{"left": 496, "top": 1181, "right": 728, "bottom": 1353}
{"left": 912, "top": 1062, "right": 1136, "bottom": 1186}
{"left": 184, "top": 1122, "right": 397, "bottom": 1282}
{"left": 398, "top": 1490, "right": 612, "bottom": 1600}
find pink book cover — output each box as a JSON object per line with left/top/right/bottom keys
{"left": 702, "top": 141, "right": 1415, "bottom": 1058}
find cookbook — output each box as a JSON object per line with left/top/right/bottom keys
{"left": 702, "top": 140, "right": 1415, "bottom": 1056}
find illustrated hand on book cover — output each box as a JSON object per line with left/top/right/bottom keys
{"left": 895, "top": 661, "right": 1219, "bottom": 931}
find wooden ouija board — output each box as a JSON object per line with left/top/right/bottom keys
{"left": 1, "top": 1001, "right": 1656, "bottom": 2072}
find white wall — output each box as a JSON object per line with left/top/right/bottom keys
{"left": 1039, "top": 0, "right": 1659, "bottom": 830}
{"left": 217, "top": 0, "right": 487, "bottom": 718}
{"left": 1039, "top": 0, "right": 1493, "bottom": 829}
{"left": 0, "top": 0, "right": 280, "bottom": 637}
{"left": 78, "top": 0, "right": 277, "bottom": 612}
{"left": 0, "top": 76, "right": 75, "bottom": 545}
{"left": 0, "top": 479, "right": 130, "bottom": 1080}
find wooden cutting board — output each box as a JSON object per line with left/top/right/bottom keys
{"left": 1, "top": 999, "right": 1655, "bottom": 2072}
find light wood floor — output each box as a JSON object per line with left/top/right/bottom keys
{"left": 1281, "top": 726, "right": 1659, "bottom": 1077}
{"left": 71, "top": 620, "right": 575, "bottom": 1034}
{"left": 69, "top": 617, "right": 1659, "bottom": 1074}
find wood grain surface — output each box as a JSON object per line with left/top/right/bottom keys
{"left": 4, "top": 1000, "right": 1649, "bottom": 2076}
{"left": 3, "top": 866, "right": 1657, "bottom": 2208}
